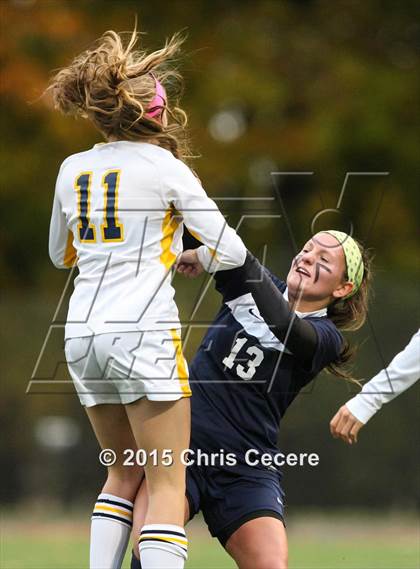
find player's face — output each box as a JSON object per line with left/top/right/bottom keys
{"left": 286, "top": 232, "right": 353, "bottom": 305}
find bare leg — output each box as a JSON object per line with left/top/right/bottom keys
{"left": 85, "top": 404, "right": 143, "bottom": 568}
{"left": 125, "top": 397, "right": 190, "bottom": 567}
{"left": 125, "top": 397, "right": 190, "bottom": 525}
{"left": 225, "top": 517, "right": 288, "bottom": 569}
{"left": 85, "top": 403, "right": 143, "bottom": 500}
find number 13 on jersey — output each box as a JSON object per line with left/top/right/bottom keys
{"left": 223, "top": 336, "right": 264, "bottom": 380}
{"left": 75, "top": 170, "right": 124, "bottom": 243}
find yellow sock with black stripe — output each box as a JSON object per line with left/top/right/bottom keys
{"left": 90, "top": 493, "right": 133, "bottom": 569}
{"left": 139, "top": 524, "right": 188, "bottom": 569}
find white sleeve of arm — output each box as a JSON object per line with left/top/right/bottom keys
{"left": 346, "top": 329, "right": 420, "bottom": 424}
{"left": 164, "top": 159, "right": 246, "bottom": 272}
{"left": 48, "top": 190, "right": 76, "bottom": 269}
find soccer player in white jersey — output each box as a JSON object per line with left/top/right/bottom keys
{"left": 330, "top": 329, "right": 420, "bottom": 444}
{"left": 47, "top": 28, "right": 246, "bottom": 569}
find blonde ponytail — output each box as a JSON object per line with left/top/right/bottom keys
{"left": 48, "top": 27, "right": 191, "bottom": 161}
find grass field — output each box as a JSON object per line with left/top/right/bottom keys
{"left": 1, "top": 510, "right": 418, "bottom": 569}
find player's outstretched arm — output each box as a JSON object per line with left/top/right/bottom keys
{"left": 330, "top": 329, "right": 420, "bottom": 444}
{"left": 164, "top": 158, "right": 246, "bottom": 272}
{"left": 230, "top": 251, "right": 321, "bottom": 362}
{"left": 177, "top": 249, "right": 322, "bottom": 363}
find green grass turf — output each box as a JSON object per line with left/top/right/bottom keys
{"left": 1, "top": 512, "right": 418, "bottom": 568}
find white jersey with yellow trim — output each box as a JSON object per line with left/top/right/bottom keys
{"left": 49, "top": 141, "right": 246, "bottom": 338}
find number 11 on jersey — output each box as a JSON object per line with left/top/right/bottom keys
{"left": 75, "top": 170, "right": 124, "bottom": 243}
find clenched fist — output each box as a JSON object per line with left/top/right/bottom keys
{"left": 330, "top": 405, "right": 364, "bottom": 445}
{"left": 176, "top": 249, "right": 204, "bottom": 278}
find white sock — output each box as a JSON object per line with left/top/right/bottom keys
{"left": 139, "top": 524, "right": 188, "bottom": 569}
{"left": 90, "top": 493, "right": 133, "bottom": 569}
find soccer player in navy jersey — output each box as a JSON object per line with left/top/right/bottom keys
{"left": 131, "top": 231, "right": 373, "bottom": 569}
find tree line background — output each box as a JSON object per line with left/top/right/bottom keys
{"left": 1, "top": 0, "right": 418, "bottom": 512}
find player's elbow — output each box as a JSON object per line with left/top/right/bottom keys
{"left": 49, "top": 241, "right": 77, "bottom": 270}
{"left": 50, "top": 256, "right": 67, "bottom": 269}
{"left": 49, "top": 248, "right": 71, "bottom": 269}
{"left": 219, "top": 239, "right": 246, "bottom": 268}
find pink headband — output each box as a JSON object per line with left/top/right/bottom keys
{"left": 145, "top": 74, "right": 167, "bottom": 120}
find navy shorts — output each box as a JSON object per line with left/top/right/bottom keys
{"left": 186, "top": 464, "right": 285, "bottom": 547}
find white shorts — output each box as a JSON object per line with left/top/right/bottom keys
{"left": 65, "top": 329, "right": 191, "bottom": 407}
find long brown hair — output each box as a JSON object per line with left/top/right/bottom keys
{"left": 326, "top": 241, "right": 374, "bottom": 384}
{"left": 47, "top": 27, "right": 190, "bottom": 161}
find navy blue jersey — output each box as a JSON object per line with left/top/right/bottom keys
{"left": 189, "top": 266, "right": 343, "bottom": 476}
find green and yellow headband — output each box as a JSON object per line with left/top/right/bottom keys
{"left": 322, "top": 230, "right": 364, "bottom": 299}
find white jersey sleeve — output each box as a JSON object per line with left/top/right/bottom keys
{"left": 163, "top": 158, "right": 246, "bottom": 272}
{"left": 48, "top": 173, "right": 76, "bottom": 269}
{"left": 346, "top": 329, "right": 420, "bottom": 424}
